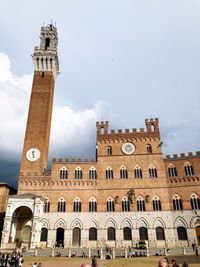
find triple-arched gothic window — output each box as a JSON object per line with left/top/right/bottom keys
{"left": 134, "top": 165, "right": 143, "bottom": 179}
{"left": 152, "top": 196, "right": 162, "bottom": 211}
{"left": 122, "top": 197, "right": 130, "bottom": 212}
{"left": 60, "top": 167, "right": 68, "bottom": 179}
{"left": 173, "top": 195, "right": 183, "bottom": 211}
{"left": 57, "top": 198, "right": 66, "bottom": 212}
{"left": 107, "top": 197, "right": 115, "bottom": 212}
{"left": 75, "top": 167, "right": 82, "bottom": 180}
{"left": 184, "top": 162, "right": 195, "bottom": 176}
{"left": 168, "top": 164, "right": 177, "bottom": 177}
{"left": 106, "top": 166, "right": 113, "bottom": 179}
{"left": 120, "top": 166, "right": 128, "bottom": 179}
{"left": 73, "top": 197, "right": 81, "bottom": 212}
{"left": 89, "top": 167, "right": 97, "bottom": 180}
{"left": 149, "top": 165, "right": 158, "bottom": 178}
{"left": 89, "top": 197, "right": 97, "bottom": 212}
{"left": 190, "top": 194, "right": 200, "bottom": 210}
{"left": 137, "top": 197, "right": 145, "bottom": 211}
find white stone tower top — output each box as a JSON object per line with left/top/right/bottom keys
{"left": 32, "top": 24, "right": 59, "bottom": 79}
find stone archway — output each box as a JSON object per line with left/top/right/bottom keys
{"left": 56, "top": 227, "right": 64, "bottom": 247}
{"left": 195, "top": 226, "right": 200, "bottom": 245}
{"left": 10, "top": 206, "right": 33, "bottom": 248}
{"left": 72, "top": 227, "right": 81, "bottom": 247}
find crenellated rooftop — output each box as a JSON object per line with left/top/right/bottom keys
{"left": 164, "top": 151, "right": 200, "bottom": 161}
{"left": 96, "top": 118, "right": 160, "bottom": 140}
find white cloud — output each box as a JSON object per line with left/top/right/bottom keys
{"left": 0, "top": 53, "right": 113, "bottom": 159}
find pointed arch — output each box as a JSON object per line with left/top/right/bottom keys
{"left": 153, "top": 217, "right": 166, "bottom": 228}
{"left": 174, "top": 217, "right": 188, "bottom": 228}
{"left": 120, "top": 218, "right": 133, "bottom": 229}
{"left": 70, "top": 219, "right": 83, "bottom": 230}
{"left": 55, "top": 219, "right": 67, "bottom": 229}
{"left": 105, "top": 218, "right": 117, "bottom": 229}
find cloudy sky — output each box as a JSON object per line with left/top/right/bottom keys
{"left": 0, "top": 0, "right": 200, "bottom": 187}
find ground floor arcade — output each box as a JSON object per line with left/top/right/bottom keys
{"left": 1, "top": 195, "right": 200, "bottom": 249}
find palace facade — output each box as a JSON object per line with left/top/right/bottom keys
{"left": 1, "top": 24, "right": 200, "bottom": 250}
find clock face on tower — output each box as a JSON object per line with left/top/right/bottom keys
{"left": 26, "top": 148, "right": 41, "bottom": 161}
{"left": 121, "top": 142, "right": 135, "bottom": 155}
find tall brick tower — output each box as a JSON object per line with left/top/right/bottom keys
{"left": 19, "top": 24, "right": 59, "bottom": 181}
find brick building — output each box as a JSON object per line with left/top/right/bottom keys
{"left": 1, "top": 24, "right": 200, "bottom": 250}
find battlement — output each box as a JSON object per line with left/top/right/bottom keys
{"left": 96, "top": 118, "right": 159, "bottom": 139}
{"left": 52, "top": 158, "right": 96, "bottom": 163}
{"left": 165, "top": 151, "right": 200, "bottom": 160}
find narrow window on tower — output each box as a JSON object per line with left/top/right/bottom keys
{"left": 45, "top": 38, "right": 50, "bottom": 50}
{"left": 147, "top": 144, "right": 152, "bottom": 153}
{"left": 107, "top": 146, "right": 112, "bottom": 156}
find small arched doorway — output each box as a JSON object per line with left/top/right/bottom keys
{"left": 11, "top": 206, "right": 33, "bottom": 248}
{"left": 56, "top": 227, "right": 64, "bottom": 247}
{"left": 40, "top": 228, "right": 48, "bottom": 248}
{"left": 72, "top": 227, "right": 81, "bottom": 247}
{"left": 195, "top": 226, "right": 200, "bottom": 245}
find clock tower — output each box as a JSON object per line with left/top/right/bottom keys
{"left": 19, "top": 24, "right": 59, "bottom": 180}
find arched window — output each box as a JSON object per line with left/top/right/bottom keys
{"left": 190, "top": 194, "right": 200, "bottom": 210}
{"left": 151, "top": 124, "right": 155, "bottom": 131}
{"left": 107, "top": 146, "right": 112, "bottom": 156}
{"left": 89, "top": 198, "right": 97, "bottom": 212}
{"left": 106, "top": 166, "right": 113, "bottom": 179}
{"left": 149, "top": 165, "right": 157, "bottom": 178}
{"left": 177, "top": 226, "right": 188, "bottom": 240}
{"left": 75, "top": 167, "right": 82, "bottom": 180}
{"left": 40, "top": 227, "right": 48, "bottom": 242}
{"left": 173, "top": 195, "right": 183, "bottom": 211}
{"left": 156, "top": 227, "right": 165, "bottom": 240}
{"left": 44, "top": 199, "right": 50, "bottom": 213}
{"left": 73, "top": 198, "right": 81, "bottom": 212}
{"left": 57, "top": 198, "right": 66, "bottom": 212}
{"left": 107, "top": 227, "right": 116, "bottom": 240}
{"left": 45, "top": 38, "right": 50, "bottom": 50}
{"left": 89, "top": 167, "right": 97, "bottom": 180}
{"left": 134, "top": 166, "right": 143, "bottom": 179}
{"left": 120, "top": 166, "right": 128, "bottom": 179}
{"left": 89, "top": 227, "right": 97, "bottom": 241}
{"left": 184, "top": 163, "right": 195, "bottom": 176}
{"left": 122, "top": 197, "right": 130, "bottom": 212}
{"left": 168, "top": 164, "right": 177, "bottom": 177}
{"left": 147, "top": 144, "right": 152, "bottom": 153}
{"left": 152, "top": 196, "right": 162, "bottom": 211}
{"left": 137, "top": 197, "right": 145, "bottom": 211}
{"left": 60, "top": 167, "right": 68, "bottom": 179}
{"left": 107, "top": 198, "right": 115, "bottom": 212}
{"left": 139, "top": 227, "right": 148, "bottom": 240}
{"left": 123, "top": 227, "right": 132, "bottom": 240}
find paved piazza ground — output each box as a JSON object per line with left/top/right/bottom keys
{"left": 23, "top": 255, "right": 200, "bottom": 267}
